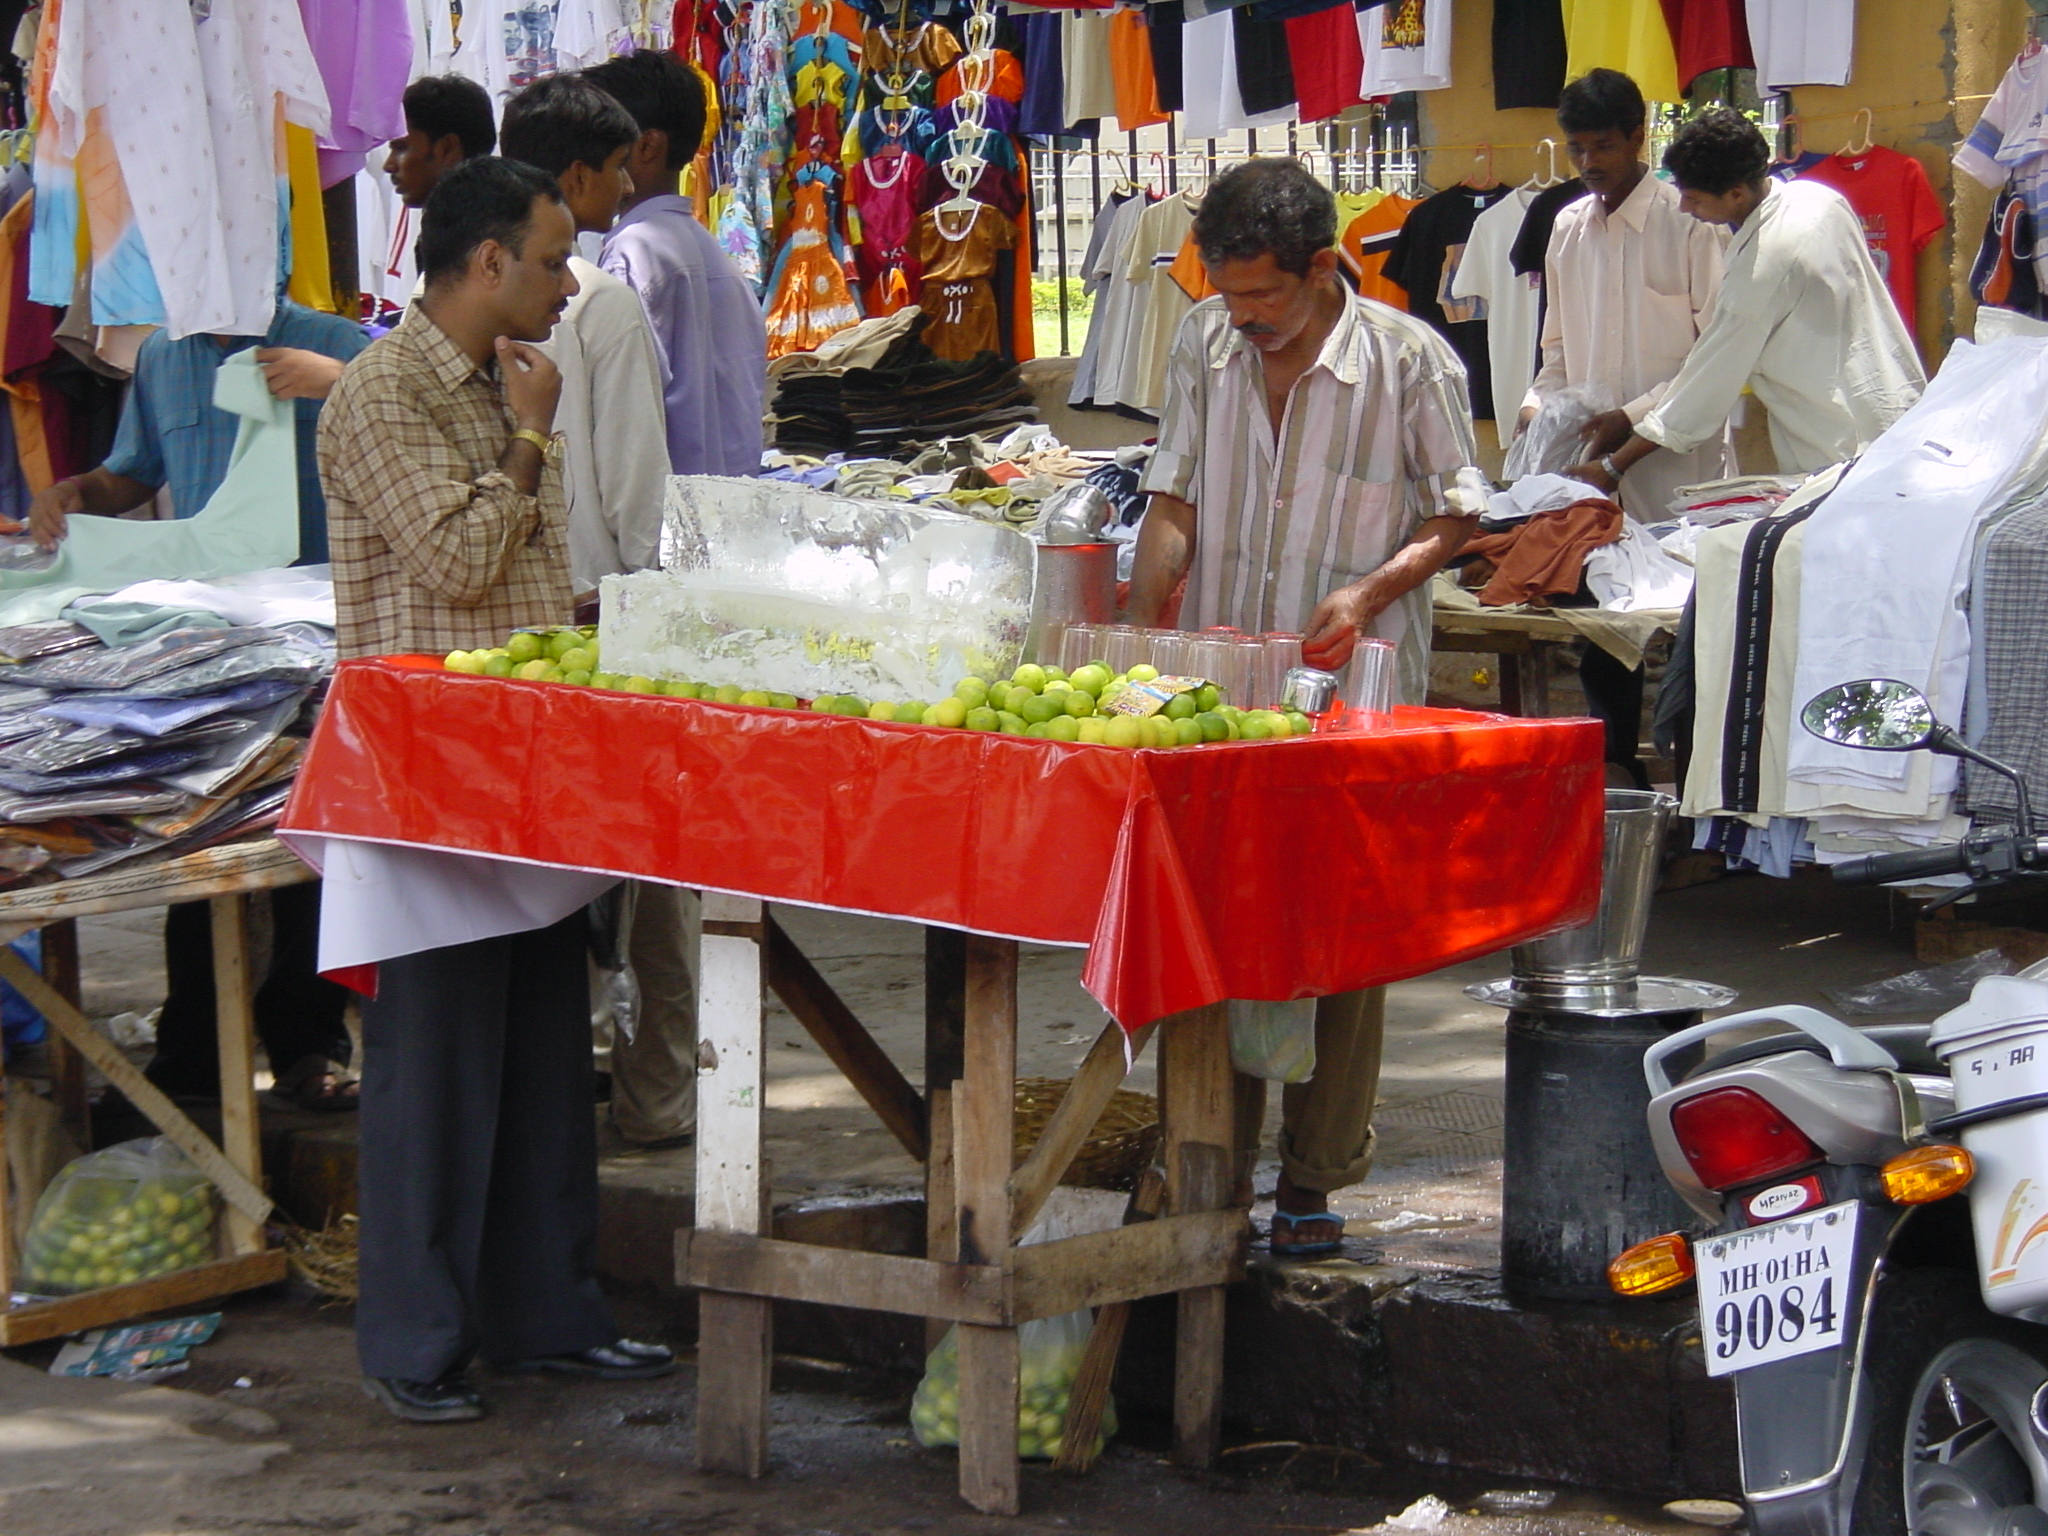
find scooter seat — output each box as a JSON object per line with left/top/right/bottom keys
{"left": 1684, "top": 1022, "right": 1945, "bottom": 1081}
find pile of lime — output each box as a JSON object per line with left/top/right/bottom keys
{"left": 909, "top": 1333, "right": 1117, "bottom": 1460}
{"left": 18, "top": 1166, "right": 217, "bottom": 1295}
{"left": 441, "top": 639, "right": 1317, "bottom": 748}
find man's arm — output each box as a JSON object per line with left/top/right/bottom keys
{"left": 1126, "top": 492, "right": 1195, "bottom": 626}
{"left": 257, "top": 348, "right": 347, "bottom": 401}
{"left": 23, "top": 469, "right": 159, "bottom": 546}
{"left": 1301, "top": 514, "right": 1469, "bottom": 670}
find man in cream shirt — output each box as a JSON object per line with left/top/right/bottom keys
{"left": 1569, "top": 109, "right": 1925, "bottom": 493}
{"left": 1522, "top": 68, "right": 1729, "bottom": 521}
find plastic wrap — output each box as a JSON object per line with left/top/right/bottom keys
{"left": 1823, "top": 949, "right": 2014, "bottom": 1016}
{"left": 39, "top": 678, "right": 304, "bottom": 736}
{"left": 600, "top": 476, "right": 1035, "bottom": 702}
{"left": 5, "top": 626, "right": 274, "bottom": 690}
{"left": 1228, "top": 998, "right": 1318, "bottom": 1082}
{"left": 1503, "top": 385, "right": 1613, "bottom": 481}
{"left": 284, "top": 660, "right": 1605, "bottom": 1030}
{"left": 17, "top": 1136, "right": 218, "bottom": 1295}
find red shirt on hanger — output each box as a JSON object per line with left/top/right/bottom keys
{"left": 1656, "top": 0, "right": 1752, "bottom": 90}
{"left": 1285, "top": 0, "right": 1364, "bottom": 124}
{"left": 1797, "top": 145, "right": 1943, "bottom": 334}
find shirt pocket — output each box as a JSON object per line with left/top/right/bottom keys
{"left": 1311, "top": 468, "right": 1405, "bottom": 584}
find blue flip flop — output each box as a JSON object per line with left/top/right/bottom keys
{"left": 1269, "top": 1209, "right": 1344, "bottom": 1257}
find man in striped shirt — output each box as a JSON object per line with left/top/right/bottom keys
{"left": 1127, "top": 157, "right": 1485, "bottom": 1258}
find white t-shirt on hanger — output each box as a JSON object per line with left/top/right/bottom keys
{"left": 1180, "top": 7, "right": 1294, "bottom": 140}
{"left": 1062, "top": 10, "right": 1120, "bottom": 127}
{"left": 1746, "top": 0, "right": 1854, "bottom": 90}
{"left": 1358, "top": 0, "right": 1452, "bottom": 95}
{"left": 1449, "top": 185, "right": 1540, "bottom": 427}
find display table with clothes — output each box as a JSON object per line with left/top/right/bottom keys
{"left": 281, "top": 657, "right": 1603, "bottom": 1513}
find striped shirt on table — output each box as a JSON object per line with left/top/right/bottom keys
{"left": 317, "top": 307, "right": 574, "bottom": 661}
{"left": 1140, "top": 289, "right": 1483, "bottom": 706}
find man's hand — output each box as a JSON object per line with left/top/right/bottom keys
{"left": 1562, "top": 458, "right": 1620, "bottom": 495}
{"left": 256, "top": 348, "right": 346, "bottom": 401}
{"left": 1579, "top": 409, "right": 1634, "bottom": 459}
{"left": 28, "top": 479, "right": 82, "bottom": 550}
{"left": 1513, "top": 404, "right": 1538, "bottom": 440}
{"left": 1301, "top": 578, "right": 1393, "bottom": 672}
{"left": 497, "top": 338, "right": 563, "bottom": 434}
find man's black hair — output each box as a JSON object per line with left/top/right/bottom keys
{"left": 401, "top": 74, "right": 497, "bottom": 160}
{"left": 582, "top": 50, "right": 708, "bottom": 172}
{"left": 1192, "top": 158, "right": 1338, "bottom": 279}
{"left": 1663, "top": 108, "right": 1771, "bottom": 196}
{"left": 417, "top": 157, "right": 565, "bottom": 288}
{"left": 1556, "top": 68, "right": 1646, "bottom": 137}
{"left": 499, "top": 74, "right": 640, "bottom": 180}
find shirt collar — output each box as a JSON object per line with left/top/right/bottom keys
{"left": 1599, "top": 169, "right": 1660, "bottom": 232}
{"left": 1728, "top": 178, "right": 1779, "bottom": 257}
{"left": 614, "top": 193, "right": 696, "bottom": 232}
{"left": 399, "top": 306, "right": 493, "bottom": 394}
{"left": 1208, "top": 286, "right": 1366, "bottom": 387}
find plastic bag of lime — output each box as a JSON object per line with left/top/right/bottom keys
{"left": 18, "top": 1137, "right": 218, "bottom": 1295}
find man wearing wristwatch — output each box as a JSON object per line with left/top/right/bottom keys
{"left": 318, "top": 157, "right": 671, "bottom": 1426}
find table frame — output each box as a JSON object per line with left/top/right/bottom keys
{"left": 0, "top": 839, "right": 305, "bottom": 1344}
{"left": 677, "top": 894, "right": 1247, "bottom": 1514}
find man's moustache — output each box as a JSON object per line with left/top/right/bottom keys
{"left": 1236, "top": 323, "right": 1276, "bottom": 336}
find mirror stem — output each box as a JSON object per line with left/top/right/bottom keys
{"left": 1929, "top": 725, "right": 2034, "bottom": 835}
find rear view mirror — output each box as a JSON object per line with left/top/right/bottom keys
{"left": 1800, "top": 679, "right": 1938, "bottom": 753}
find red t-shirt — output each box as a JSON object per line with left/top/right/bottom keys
{"left": 1285, "top": 0, "right": 1364, "bottom": 124}
{"left": 1657, "top": 0, "right": 1753, "bottom": 89}
{"left": 1796, "top": 146, "right": 1944, "bottom": 333}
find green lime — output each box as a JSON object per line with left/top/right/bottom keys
{"left": 1163, "top": 693, "right": 1197, "bottom": 721}
{"left": 1010, "top": 663, "right": 1047, "bottom": 692}
{"left": 809, "top": 696, "right": 837, "bottom": 711}
{"left": 965, "top": 706, "right": 998, "bottom": 731}
{"left": 545, "top": 630, "right": 582, "bottom": 661}
{"left": 894, "top": 700, "right": 929, "bottom": 724}
{"left": 739, "top": 690, "right": 773, "bottom": 708}
{"left": 1061, "top": 690, "right": 1094, "bottom": 718}
{"left": 954, "top": 677, "right": 990, "bottom": 705}
{"left": 771, "top": 693, "right": 800, "bottom": 710}
{"left": 1288, "top": 711, "right": 1315, "bottom": 736}
{"left": 592, "top": 672, "right": 622, "bottom": 689}
{"left": 831, "top": 696, "right": 869, "bottom": 716}
{"left": 1195, "top": 711, "right": 1230, "bottom": 742}
{"left": 663, "top": 680, "right": 699, "bottom": 698}
{"left": 514, "top": 659, "right": 555, "bottom": 682}
{"left": 1103, "top": 715, "right": 1142, "bottom": 748}
{"left": 557, "top": 647, "right": 595, "bottom": 673}
{"left": 1195, "top": 684, "right": 1221, "bottom": 712}
{"left": 932, "top": 697, "right": 969, "bottom": 728}
{"left": 996, "top": 711, "right": 1029, "bottom": 734}
{"left": 869, "top": 699, "right": 898, "bottom": 720}
{"left": 1044, "top": 715, "right": 1081, "bottom": 743}
{"left": 1240, "top": 716, "right": 1274, "bottom": 741}
{"left": 1173, "top": 717, "right": 1203, "bottom": 746}
{"left": 505, "top": 632, "right": 544, "bottom": 664}
{"left": 1069, "top": 664, "right": 1111, "bottom": 697}
{"left": 713, "top": 684, "right": 744, "bottom": 704}
{"left": 1127, "top": 663, "right": 1159, "bottom": 683}
{"left": 443, "top": 650, "right": 479, "bottom": 673}
{"left": 623, "top": 675, "right": 658, "bottom": 694}
{"left": 1076, "top": 717, "right": 1108, "bottom": 744}
{"left": 1019, "top": 694, "right": 1064, "bottom": 726}
{"left": 561, "top": 669, "right": 592, "bottom": 687}
{"left": 1024, "top": 722, "right": 1051, "bottom": 739}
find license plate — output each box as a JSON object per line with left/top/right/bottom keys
{"left": 1695, "top": 1200, "right": 1861, "bottom": 1378}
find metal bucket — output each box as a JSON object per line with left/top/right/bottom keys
{"left": 1025, "top": 542, "right": 1117, "bottom": 664}
{"left": 1510, "top": 789, "right": 1676, "bottom": 994}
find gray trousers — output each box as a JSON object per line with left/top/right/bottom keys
{"left": 609, "top": 882, "right": 699, "bottom": 1143}
{"left": 355, "top": 911, "right": 618, "bottom": 1382}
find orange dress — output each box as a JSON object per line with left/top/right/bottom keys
{"left": 765, "top": 180, "right": 864, "bottom": 358}
{"left": 915, "top": 203, "right": 1016, "bottom": 361}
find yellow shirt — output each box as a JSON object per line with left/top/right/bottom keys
{"left": 1560, "top": 0, "right": 1680, "bottom": 103}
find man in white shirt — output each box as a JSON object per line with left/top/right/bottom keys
{"left": 501, "top": 76, "right": 699, "bottom": 1151}
{"left": 1569, "top": 109, "right": 1925, "bottom": 494}
{"left": 1521, "top": 68, "right": 1728, "bottom": 523}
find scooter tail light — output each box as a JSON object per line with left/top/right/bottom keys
{"left": 1609, "top": 1232, "right": 1694, "bottom": 1297}
{"left": 1881, "top": 1143, "right": 1975, "bottom": 1205}
{"left": 1669, "top": 1086, "right": 1825, "bottom": 1191}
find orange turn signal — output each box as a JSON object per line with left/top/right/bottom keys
{"left": 1882, "top": 1143, "right": 1975, "bottom": 1205}
{"left": 1609, "top": 1232, "right": 1696, "bottom": 1297}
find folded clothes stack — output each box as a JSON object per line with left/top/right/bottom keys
{"left": 769, "top": 314, "right": 1036, "bottom": 458}
{"left": 0, "top": 605, "right": 333, "bottom": 890}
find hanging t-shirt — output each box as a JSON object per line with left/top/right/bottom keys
{"left": 1356, "top": 0, "right": 1451, "bottom": 94}
{"left": 1745, "top": 0, "right": 1853, "bottom": 89}
{"left": 1017, "top": 12, "right": 1067, "bottom": 136}
{"left": 1117, "top": 189, "right": 1201, "bottom": 416}
{"left": 1107, "top": 9, "right": 1167, "bottom": 129}
{"left": 1181, "top": 7, "right": 1294, "bottom": 138}
{"left": 1796, "top": 146, "right": 1943, "bottom": 336}
{"left": 1769, "top": 149, "right": 1827, "bottom": 183}
{"left": 1656, "top": 0, "right": 1751, "bottom": 89}
{"left": 1147, "top": 0, "right": 1187, "bottom": 111}
{"left": 1450, "top": 185, "right": 1542, "bottom": 426}
{"left": 1383, "top": 183, "right": 1508, "bottom": 417}
{"left": 1285, "top": 0, "right": 1364, "bottom": 123}
{"left": 1560, "top": 0, "right": 1679, "bottom": 103}
{"left": 1062, "top": 10, "right": 1119, "bottom": 126}
{"left": 1339, "top": 192, "right": 1419, "bottom": 310}
{"left": 1232, "top": 6, "right": 1296, "bottom": 115}
{"left": 1508, "top": 177, "right": 1586, "bottom": 275}
{"left": 1492, "top": 0, "right": 1566, "bottom": 111}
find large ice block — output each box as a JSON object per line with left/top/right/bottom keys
{"left": 600, "top": 475, "right": 1035, "bottom": 701}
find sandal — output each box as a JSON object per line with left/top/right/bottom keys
{"left": 268, "top": 1054, "right": 361, "bottom": 1113}
{"left": 1269, "top": 1209, "right": 1345, "bottom": 1258}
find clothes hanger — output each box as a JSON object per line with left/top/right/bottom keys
{"left": 1840, "top": 107, "right": 1875, "bottom": 158}
{"left": 1461, "top": 143, "right": 1495, "bottom": 191}
{"left": 1771, "top": 111, "right": 1805, "bottom": 165}
{"left": 1536, "top": 138, "right": 1561, "bottom": 188}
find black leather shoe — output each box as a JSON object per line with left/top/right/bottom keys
{"left": 361, "top": 1374, "right": 485, "bottom": 1422}
{"left": 501, "top": 1339, "right": 676, "bottom": 1380}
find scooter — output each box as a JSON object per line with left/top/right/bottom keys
{"left": 1610, "top": 677, "right": 2048, "bottom": 1536}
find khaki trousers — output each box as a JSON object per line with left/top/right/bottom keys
{"left": 1231, "top": 986, "right": 1385, "bottom": 1195}
{"left": 608, "top": 881, "right": 700, "bottom": 1143}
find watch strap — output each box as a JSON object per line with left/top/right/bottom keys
{"left": 510, "top": 428, "right": 553, "bottom": 456}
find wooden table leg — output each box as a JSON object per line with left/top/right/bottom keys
{"left": 923, "top": 928, "right": 966, "bottom": 1351}
{"left": 40, "top": 920, "right": 89, "bottom": 1146}
{"left": 209, "top": 895, "right": 263, "bottom": 1257}
{"left": 955, "top": 935, "right": 1018, "bottom": 1515}
{"left": 1498, "top": 651, "right": 1526, "bottom": 716}
{"left": 1161, "top": 1002, "right": 1232, "bottom": 1468}
{"left": 1526, "top": 640, "right": 1555, "bottom": 716}
{"left": 695, "top": 894, "right": 772, "bottom": 1477}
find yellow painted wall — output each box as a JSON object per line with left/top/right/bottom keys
{"left": 1411, "top": 0, "right": 2028, "bottom": 364}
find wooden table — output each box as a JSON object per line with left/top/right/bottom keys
{"left": 679, "top": 899, "right": 1245, "bottom": 1516}
{"left": 0, "top": 838, "right": 309, "bottom": 1344}
{"left": 1431, "top": 608, "right": 1586, "bottom": 717}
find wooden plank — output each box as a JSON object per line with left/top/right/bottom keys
{"left": 1008, "top": 1209, "right": 1247, "bottom": 1321}
{"left": 1053, "top": 1169, "right": 1165, "bottom": 1473}
{"left": 924, "top": 927, "right": 965, "bottom": 1351}
{"left": 0, "top": 839, "right": 312, "bottom": 942}
{"left": 676, "top": 1230, "right": 1007, "bottom": 1324}
{"left": 1008, "top": 1018, "right": 1156, "bottom": 1243}
{"left": 0, "top": 1250, "right": 288, "bottom": 1346}
{"left": 693, "top": 892, "right": 771, "bottom": 1477}
{"left": 209, "top": 895, "right": 263, "bottom": 1257}
{"left": 41, "top": 920, "right": 89, "bottom": 1145}
{"left": 1161, "top": 1001, "right": 1232, "bottom": 1470}
{"left": 764, "top": 914, "right": 926, "bottom": 1163}
{"left": 956, "top": 935, "right": 1018, "bottom": 1515}
{"left": 1431, "top": 630, "right": 1535, "bottom": 655}
{"left": 0, "top": 949, "right": 272, "bottom": 1226}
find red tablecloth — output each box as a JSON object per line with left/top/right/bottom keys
{"left": 284, "top": 659, "right": 1606, "bottom": 1028}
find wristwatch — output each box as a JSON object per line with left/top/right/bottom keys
{"left": 510, "top": 428, "right": 561, "bottom": 464}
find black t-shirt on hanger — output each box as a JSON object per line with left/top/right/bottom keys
{"left": 1493, "top": 0, "right": 1568, "bottom": 111}
{"left": 1147, "top": 0, "right": 1186, "bottom": 111}
{"left": 1232, "top": 7, "right": 1297, "bottom": 117}
{"left": 1383, "top": 184, "right": 1511, "bottom": 420}
{"left": 1509, "top": 177, "right": 1587, "bottom": 275}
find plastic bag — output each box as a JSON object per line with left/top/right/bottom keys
{"left": 910, "top": 1190, "right": 1120, "bottom": 1460}
{"left": 17, "top": 1137, "right": 218, "bottom": 1295}
{"left": 5, "top": 626, "right": 273, "bottom": 691}
{"left": 1822, "top": 948, "right": 2014, "bottom": 1017}
{"left": 1502, "top": 385, "right": 1613, "bottom": 481}
{"left": 1228, "top": 997, "right": 1317, "bottom": 1082}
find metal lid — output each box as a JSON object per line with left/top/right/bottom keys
{"left": 1465, "top": 975, "right": 1740, "bottom": 1018}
